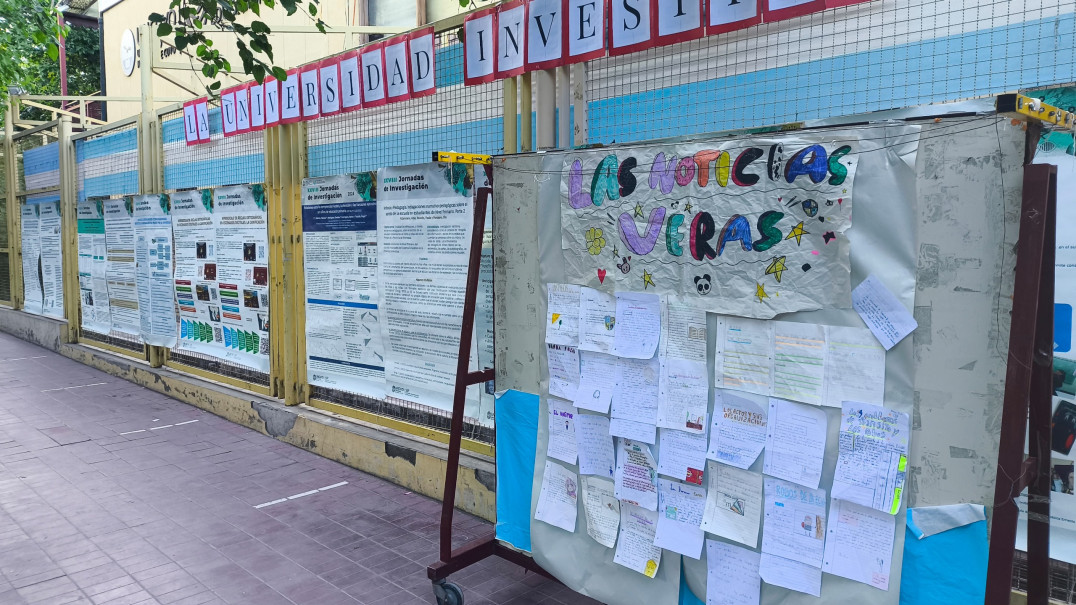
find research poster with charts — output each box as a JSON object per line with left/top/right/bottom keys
{"left": 20, "top": 203, "right": 42, "bottom": 314}
{"left": 301, "top": 173, "right": 386, "bottom": 399}
{"left": 37, "top": 201, "right": 65, "bottom": 319}
{"left": 173, "top": 190, "right": 226, "bottom": 359}
{"left": 132, "top": 194, "right": 177, "bottom": 347}
{"left": 377, "top": 163, "right": 482, "bottom": 415}
{"left": 561, "top": 138, "right": 857, "bottom": 319}
{"left": 211, "top": 184, "right": 271, "bottom": 371}
{"left": 103, "top": 198, "right": 139, "bottom": 336}
{"left": 76, "top": 200, "right": 111, "bottom": 334}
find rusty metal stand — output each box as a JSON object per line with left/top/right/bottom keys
{"left": 985, "top": 123, "right": 1056, "bottom": 605}
{"left": 426, "top": 167, "right": 557, "bottom": 605}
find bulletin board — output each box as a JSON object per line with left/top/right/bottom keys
{"left": 491, "top": 115, "right": 1026, "bottom": 605}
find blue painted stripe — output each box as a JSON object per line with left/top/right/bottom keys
{"left": 76, "top": 129, "right": 137, "bottom": 162}
{"left": 308, "top": 117, "right": 502, "bottom": 176}
{"left": 436, "top": 43, "right": 463, "bottom": 88}
{"left": 307, "top": 299, "right": 377, "bottom": 309}
{"left": 26, "top": 193, "right": 60, "bottom": 204}
{"left": 79, "top": 170, "right": 140, "bottom": 202}
{"left": 164, "top": 154, "right": 264, "bottom": 191}
{"left": 23, "top": 142, "right": 59, "bottom": 176}
{"left": 589, "top": 13, "right": 1076, "bottom": 144}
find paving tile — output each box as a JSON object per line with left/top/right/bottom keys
{"left": 0, "top": 333, "right": 602, "bottom": 605}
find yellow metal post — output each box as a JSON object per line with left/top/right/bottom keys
{"left": 267, "top": 120, "right": 308, "bottom": 405}
{"left": 503, "top": 77, "right": 518, "bottom": 155}
{"left": 58, "top": 117, "right": 79, "bottom": 343}
{"left": 138, "top": 24, "right": 163, "bottom": 366}
{"left": 5, "top": 100, "right": 22, "bottom": 309}
{"left": 520, "top": 73, "right": 532, "bottom": 153}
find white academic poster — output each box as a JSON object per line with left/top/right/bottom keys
{"left": 301, "top": 173, "right": 386, "bottom": 399}
{"left": 20, "top": 203, "right": 42, "bottom": 315}
{"left": 37, "top": 201, "right": 64, "bottom": 319}
{"left": 103, "top": 198, "right": 140, "bottom": 337}
{"left": 132, "top": 194, "right": 177, "bottom": 347}
{"left": 173, "top": 189, "right": 223, "bottom": 358}
{"left": 376, "top": 163, "right": 476, "bottom": 414}
{"left": 76, "top": 200, "right": 111, "bottom": 334}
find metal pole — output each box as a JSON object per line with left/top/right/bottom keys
{"left": 520, "top": 73, "right": 532, "bottom": 153}
{"left": 503, "top": 77, "right": 517, "bottom": 155}
{"left": 57, "top": 117, "right": 79, "bottom": 343}
{"left": 4, "top": 100, "right": 22, "bottom": 310}
{"left": 556, "top": 66, "right": 569, "bottom": 148}
{"left": 138, "top": 24, "right": 163, "bottom": 367}
{"left": 535, "top": 69, "right": 555, "bottom": 150}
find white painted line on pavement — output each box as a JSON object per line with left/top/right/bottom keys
{"left": 0, "top": 356, "right": 47, "bottom": 362}
{"left": 118, "top": 419, "right": 199, "bottom": 436}
{"left": 253, "top": 481, "right": 350, "bottom": 509}
{"left": 41, "top": 382, "right": 107, "bottom": 392}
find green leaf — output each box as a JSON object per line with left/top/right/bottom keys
{"left": 210, "top": 81, "right": 222, "bottom": 90}
{"left": 46, "top": 43, "right": 57, "bottom": 61}
{"left": 156, "top": 23, "right": 172, "bottom": 37}
{"left": 251, "top": 20, "right": 270, "bottom": 34}
{"left": 175, "top": 35, "right": 189, "bottom": 51}
{"left": 271, "top": 66, "right": 286, "bottom": 80}
{"left": 252, "top": 64, "right": 265, "bottom": 83}
{"left": 308, "top": 2, "right": 316, "bottom": 16}
{"left": 148, "top": 12, "right": 166, "bottom": 23}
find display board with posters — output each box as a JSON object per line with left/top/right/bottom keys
{"left": 76, "top": 200, "right": 111, "bottom": 334}
{"left": 20, "top": 198, "right": 64, "bottom": 319}
{"left": 132, "top": 194, "right": 177, "bottom": 347}
{"left": 301, "top": 173, "right": 386, "bottom": 399}
{"left": 173, "top": 184, "right": 270, "bottom": 371}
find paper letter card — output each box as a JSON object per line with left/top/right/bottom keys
{"left": 576, "top": 413, "right": 616, "bottom": 478}
{"left": 614, "top": 503, "right": 662, "bottom": 577}
{"left": 360, "top": 43, "right": 388, "bottom": 107}
{"left": 707, "top": 391, "right": 767, "bottom": 470}
{"left": 581, "top": 476, "right": 620, "bottom": 547}
{"left": 566, "top": 0, "right": 606, "bottom": 63}
{"left": 464, "top": 7, "right": 497, "bottom": 85}
{"left": 546, "top": 283, "right": 581, "bottom": 345}
{"left": 535, "top": 460, "right": 579, "bottom": 532}
{"left": 821, "top": 498, "right": 896, "bottom": 590}
{"left": 852, "top": 274, "right": 917, "bottom": 350}
{"left": 339, "top": 51, "right": 362, "bottom": 111}
{"left": 496, "top": 0, "right": 527, "bottom": 77}
{"left": 318, "top": 59, "right": 341, "bottom": 116}
{"left": 525, "top": 0, "right": 564, "bottom": 70}
{"left": 615, "top": 438, "right": 659, "bottom": 510}
{"left": 547, "top": 397, "right": 578, "bottom": 465}
{"left": 708, "top": 0, "right": 761, "bottom": 34}
{"left": 707, "top": 541, "right": 762, "bottom": 605}
{"left": 383, "top": 36, "right": 412, "bottom": 103}
{"left": 408, "top": 28, "right": 437, "bottom": 97}
{"left": 610, "top": 0, "right": 654, "bottom": 56}
{"left": 701, "top": 461, "right": 762, "bottom": 548}
{"left": 654, "top": 479, "right": 706, "bottom": 559}
{"left": 280, "top": 69, "right": 302, "bottom": 124}
{"left": 656, "top": 0, "right": 704, "bottom": 45}
{"left": 763, "top": 398, "right": 827, "bottom": 489}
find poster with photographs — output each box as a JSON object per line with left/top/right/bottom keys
{"left": 172, "top": 189, "right": 224, "bottom": 358}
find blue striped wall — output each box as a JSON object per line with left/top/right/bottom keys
{"left": 23, "top": 142, "right": 59, "bottom": 178}
{"left": 162, "top": 108, "right": 264, "bottom": 190}
{"left": 76, "top": 127, "right": 139, "bottom": 201}
{"left": 589, "top": 13, "right": 1076, "bottom": 144}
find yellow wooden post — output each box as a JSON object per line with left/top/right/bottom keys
{"left": 504, "top": 77, "right": 518, "bottom": 155}
{"left": 520, "top": 73, "right": 532, "bottom": 153}
{"left": 57, "top": 117, "right": 80, "bottom": 343}
{"left": 5, "top": 100, "right": 22, "bottom": 310}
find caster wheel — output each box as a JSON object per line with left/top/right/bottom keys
{"left": 433, "top": 580, "right": 464, "bottom": 605}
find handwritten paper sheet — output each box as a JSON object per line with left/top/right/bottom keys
{"left": 822, "top": 498, "right": 896, "bottom": 590}
{"left": 547, "top": 398, "right": 578, "bottom": 465}
{"left": 832, "top": 402, "right": 910, "bottom": 514}
{"left": 700, "top": 461, "right": 762, "bottom": 548}
{"left": 575, "top": 351, "right": 616, "bottom": 413}
{"left": 546, "top": 283, "right": 580, "bottom": 345}
{"left": 719, "top": 318, "right": 774, "bottom": 396}
{"left": 581, "top": 476, "right": 620, "bottom": 547}
{"left": 579, "top": 287, "right": 617, "bottom": 353}
{"left": 614, "top": 438, "right": 659, "bottom": 511}
{"left": 547, "top": 344, "right": 580, "bottom": 401}
{"left": 614, "top": 503, "right": 662, "bottom": 578}
{"left": 707, "top": 391, "right": 767, "bottom": 470}
{"left": 759, "top": 553, "right": 822, "bottom": 597}
{"left": 610, "top": 417, "right": 657, "bottom": 444}
{"left": 761, "top": 478, "right": 827, "bottom": 569}
{"left": 662, "top": 301, "right": 707, "bottom": 361}
{"left": 534, "top": 460, "right": 579, "bottom": 533}
{"left": 657, "top": 358, "right": 709, "bottom": 433}
{"left": 706, "top": 540, "right": 761, "bottom": 605}
{"left": 614, "top": 291, "right": 661, "bottom": 359}
{"left": 657, "top": 428, "right": 707, "bottom": 485}
{"left": 822, "top": 326, "right": 886, "bottom": 407}
{"left": 612, "top": 356, "right": 660, "bottom": 424}
{"left": 575, "top": 413, "right": 616, "bottom": 478}
{"left": 851, "top": 275, "right": 917, "bottom": 350}
{"left": 772, "top": 322, "right": 826, "bottom": 406}
{"left": 654, "top": 479, "right": 706, "bottom": 559}
{"left": 763, "top": 398, "right": 827, "bottom": 489}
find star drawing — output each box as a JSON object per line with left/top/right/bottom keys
{"left": 642, "top": 269, "right": 655, "bottom": 289}
{"left": 785, "top": 221, "right": 808, "bottom": 245}
{"left": 683, "top": 201, "right": 693, "bottom": 213}
{"left": 634, "top": 203, "right": 644, "bottom": 218}
{"left": 765, "top": 256, "right": 787, "bottom": 283}
{"left": 755, "top": 282, "right": 769, "bottom": 302}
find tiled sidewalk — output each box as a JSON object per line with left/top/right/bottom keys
{"left": 0, "top": 333, "right": 599, "bottom": 605}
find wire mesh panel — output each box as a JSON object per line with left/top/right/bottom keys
{"left": 306, "top": 30, "right": 504, "bottom": 176}
{"left": 0, "top": 148, "right": 9, "bottom": 304}
{"left": 586, "top": 0, "right": 1076, "bottom": 145}
{"left": 161, "top": 103, "right": 265, "bottom": 190}
{"left": 73, "top": 123, "right": 144, "bottom": 353}
{"left": 161, "top": 103, "right": 271, "bottom": 388}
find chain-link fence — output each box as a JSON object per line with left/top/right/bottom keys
{"left": 585, "top": 0, "right": 1076, "bottom": 145}
{"left": 160, "top": 102, "right": 271, "bottom": 389}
